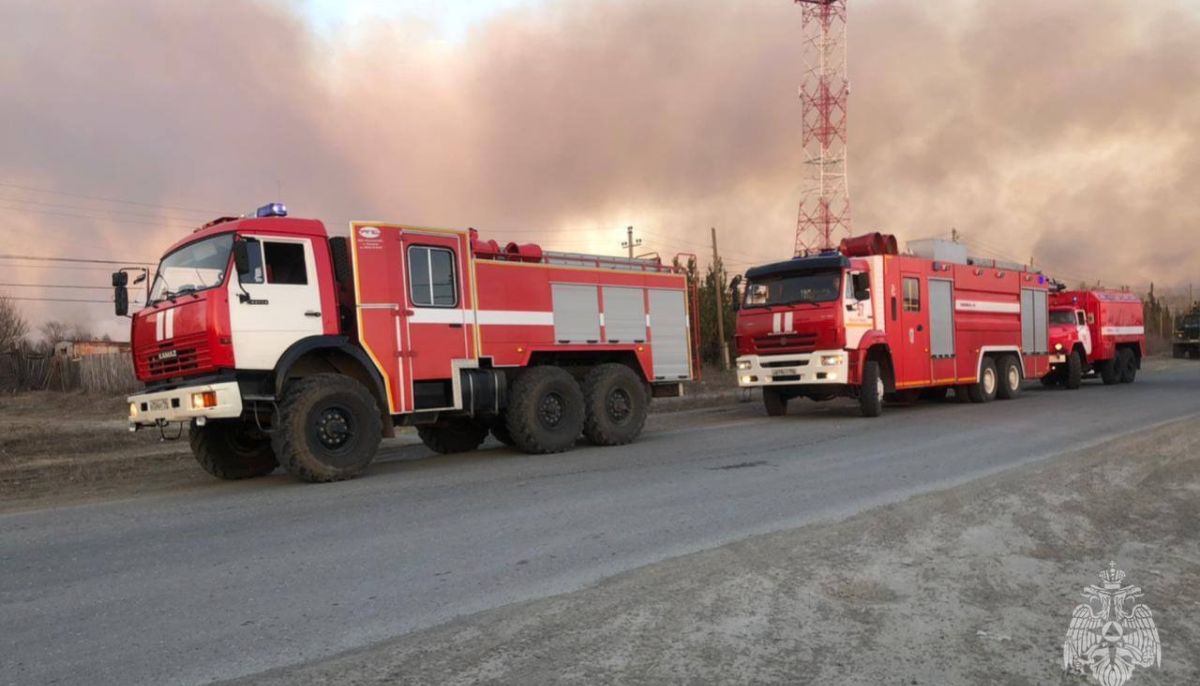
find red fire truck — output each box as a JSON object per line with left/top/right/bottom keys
{"left": 733, "top": 234, "right": 1052, "bottom": 417}
{"left": 1043, "top": 289, "right": 1144, "bottom": 389}
{"left": 116, "top": 204, "right": 698, "bottom": 482}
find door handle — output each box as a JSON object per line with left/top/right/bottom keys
{"left": 305, "top": 311, "right": 322, "bottom": 318}
{"left": 448, "top": 323, "right": 463, "bottom": 328}
{"left": 916, "top": 324, "right": 924, "bottom": 332}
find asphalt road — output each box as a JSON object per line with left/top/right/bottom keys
{"left": 3, "top": 365, "right": 1199, "bottom": 686}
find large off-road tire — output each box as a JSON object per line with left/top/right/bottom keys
{"left": 762, "top": 388, "right": 789, "bottom": 417}
{"left": 582, "top": 363, "right": 649, "bottom": 446}
{"left": 505, "top": 366, "right": 585, "bottom": 454}
{"left": 189, "top": 421, "right": 278, "bottom": 480}
{"left": 1118, "top": 348, "right": 1137, "bottom": 384}
{"left": 272, "top": 374, "right": 382, "bottom": 482}
{"left": 490, "top": 414, "right": 516, "bottom": 447}
{"left": 418, "top": 418, "right": 489, "bottom": 454}
{"left": 967, "top": 358, "right": 998, "bottom": 403}
{"left": 1064, "top": 349, "right": 1083, "bottom": 390}
{"left": 858, "top": 360, "right": 884, "bottom": 417}
{"left": 996, "top": 355, "right": 1022, "bottom": 400}
{"left": 1097, "top": 358, "right": 1120, "bottom": 385}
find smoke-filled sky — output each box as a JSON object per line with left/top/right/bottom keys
{"left": 2, "top": 0, "right": 1199, "bottom": 339}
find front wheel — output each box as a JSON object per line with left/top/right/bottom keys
{"left": 1064, "top": 350, "right": 1083, "bottom": 390}
{"left": 272, "top": 374, "right": 382, "bottom": 482}
{"left": 582, "top": 363, "right": 649, "bottom": 446}
{"left": 189, "top": 421, "right": 278, "bottom": 480}
{"left": 859, "top": 360, "right": 884, "bottom": 417}
{"left": 763, "top": 388, "right": 789, "bottom": 417}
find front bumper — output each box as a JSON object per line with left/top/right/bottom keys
{"left": 735, "top": 350, "right": 850, "bottom": 387}
{"left": 128, "top": 381, "right": 243, "bottom": 428}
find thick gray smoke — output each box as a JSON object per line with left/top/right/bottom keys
{"left": 2, "top": 0, "right": 1197, "bottom": 337}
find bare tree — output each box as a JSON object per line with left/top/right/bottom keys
{"left": 39, "top": 320, "right": 74, "bottom": 348}
{"left": 0, "top": 295, "right": 29, "bottom": 351}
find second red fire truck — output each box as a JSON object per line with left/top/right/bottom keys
{"left": 734, "top": 234, "right": 1053, "bottom": 416}
{"left": 117, "top": 204, "right": 698, "bottom": 482}
{"left": 1043, "top": 289, "right": 1145, "bottom": 388}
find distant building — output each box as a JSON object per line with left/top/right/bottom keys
{"left": 53, "top": 340, "right": 131, "bottom": 358}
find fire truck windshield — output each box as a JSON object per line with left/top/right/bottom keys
{"left": 743, "top": 269, "right": 842, "bottom": 308}
{"left": 148, "top": 233, "right": 234, "bottom": 303}
{"left": 1049, "top": 310, "right": 1076, "bottom": 325}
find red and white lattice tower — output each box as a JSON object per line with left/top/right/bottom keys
{"left": 793, "top": 0, "right": 850, "bottom": 255}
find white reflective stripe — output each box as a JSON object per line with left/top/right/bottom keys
{"left": 1101, "top": 326, "right": 1144, "bottom": 336}
{"left": 407, "top": 309, "right": 557, "bottom": 326}
{"left": 956, "top": 300, "right": 1020, "bottom": 314}
{"left": 479, "top": 310, "right": 555, "bottom": 326}
{"left": 772, "top": 312, "right": 782, "bottom": 333}
{"left": 155, "top": 312, "right": 164, "bottom": 341}
{"left": 408, "top": 308, "right": 466, "bottom": 324}
{"left": 784, "top": 311, "right": 794, "bottom": 332}
{"left": 165, "top": 308, "right": 175, "bottom": 339}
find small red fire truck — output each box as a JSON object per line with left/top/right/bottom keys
{"left": 733, "top": 234, "right": 1052, "bottom": 417}
{"left": 116, "top": 204, "right": 697, "bottom": 482}
{"left": 1043, "top": 289, "right": 1144, "bottom": 389}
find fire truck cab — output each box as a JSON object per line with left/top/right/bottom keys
{"left": 118, "top": 204, "right": 697, "bottom": 482}
{"left": 734, "top": 234, "right": 1052, "bottom": 417}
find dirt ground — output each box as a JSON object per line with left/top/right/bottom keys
{"left": 234, "top": 416, "right": 1200, "bottom": 686}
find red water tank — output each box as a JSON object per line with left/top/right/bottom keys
{"left": 839, "top": 232, "right": 898, "bottom": 257}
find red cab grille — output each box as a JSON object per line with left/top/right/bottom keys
{"left": 753, "top": 332, "right": 818, "bottom": 355}
{"left": 137, "top": 332, "right": 212, "bottom": 381}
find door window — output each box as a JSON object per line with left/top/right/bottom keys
{"left": 239, "top": 240, "right": 308, "bottom": 285}
{"left": 902, "top": 277, "right": 921, "bottom": 312}
{"left": 408, "top": 246, "right": 458, "bottom": 307}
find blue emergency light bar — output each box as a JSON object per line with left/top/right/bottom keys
{"left": 255, "top": 202, "right": 288, "bottom": 218}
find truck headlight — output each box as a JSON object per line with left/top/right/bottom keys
{"left": 1055, "top": 343, "right": 1063, "bottom": 351}
{"left": 191, "top": 391, "right": 217, "bottom": 410}
{"left": 737, "top": 360, "right": 752, "bottom": 370}
{"left": 820, "top": 354, "right": 844, "bottom": 366}
{"left": 740, "top": 375, "right": 755, "bottom": 384}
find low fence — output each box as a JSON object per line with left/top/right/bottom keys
{"left": 0, "top": 351, "right": 140, "bottom": 394}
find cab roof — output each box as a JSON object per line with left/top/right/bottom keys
{"left": 162, "top": 216, "right": 328, "bottom": 256}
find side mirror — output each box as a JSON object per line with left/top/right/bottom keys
{"left": 111, "top": 271, "right": 128, "bottom": 288}
{"left": 233, "top": 238, "right": 251, "bottom": 275}
{"left": 114, "top": 285, "right": 129, "bottom": 317}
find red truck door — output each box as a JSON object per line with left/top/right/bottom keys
{"left": 898, "top": 273, "right": 931, "bottom": 386}
{"left": 399, "top": 230, "right": 473, "bottom": 409}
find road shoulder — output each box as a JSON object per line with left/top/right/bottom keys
{"left": 233, "top": 416, "right": 1200, "bottom": 685}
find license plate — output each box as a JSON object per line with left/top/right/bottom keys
{"left": 1050, "top": 355, "right": 1065, "bottom": 364}
{"left": 773, "top": 369, "right": 798, "bottom": 377}
{"left": 149, "top": 398, "right": 170, "bottom": 411}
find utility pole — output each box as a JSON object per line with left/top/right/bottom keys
{"left": 621, "top": 226, "right": 642, "bottom": 259}
{"left": 950, "top": 227, "right": 960, "bottom": 243}
{"left": 711, "top": 227, "right": 729, "bottom": 370}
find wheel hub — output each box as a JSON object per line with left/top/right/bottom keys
{"left": 1007, "top": 366, "right": 1020, "bottom": 389}
{"left": 983, "top": 369, "right": 996, "bottom": 395}
{"left": 315, "top": 407, "right": 353, "bottom": 449}
{"left": 607, "top": 388, "right": 632, "bottom": 423}
{"left": 538, "top": 392, "right": 565, "bottom": 428}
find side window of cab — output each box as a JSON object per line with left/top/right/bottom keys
{"left": 240, "top": 239, "right": 308, "bottom": 285}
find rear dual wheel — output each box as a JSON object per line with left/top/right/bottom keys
{"left": 582, "top": 364, "right": 649, "bottom": 446}
{"left": 995, "top": 355, "right": 1022, "bottom": 400}
{"left": 1118, "top": 348, "right": 1138, "bottom": 384}
{"left": 967, "top": 358, "right": 999, "bottom": 403}
{"left": 505, "top": 366, "right": 586, "bottom": 454}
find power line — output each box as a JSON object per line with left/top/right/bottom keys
{"left": 0, "top": 253, "right": 155, "bottom": 266}
{"left": 0, "top": 181, "right": 224, "bottom": 215}
{"left": 0, "top": 283, "right": 113, "bottom": 290}
{"left": 0, "top": 203, "right": 202, "bottom": 230}
{"left": 0, "top": 195, "right": 212, "bottom": 223}
{"left": 1, "top": 296, "right": 143, "bottom": 304}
